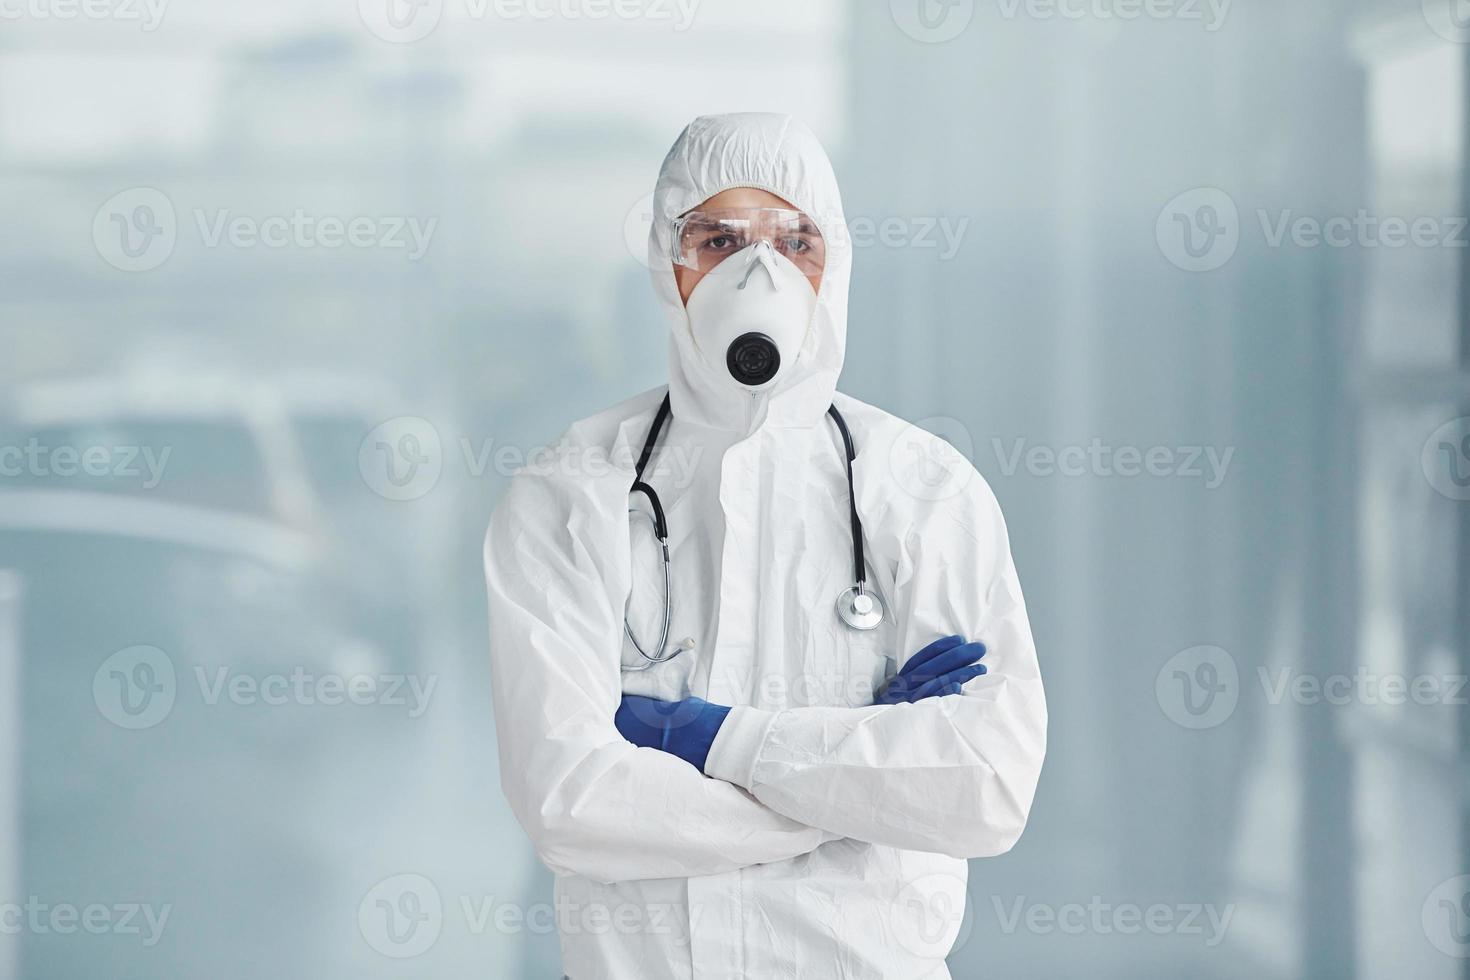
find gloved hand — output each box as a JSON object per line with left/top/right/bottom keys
{"left": 615, "top": 694, "right": 732, "bottom": 772}
{"left": 875, "top": 635, "right": 988, "bottom": 706}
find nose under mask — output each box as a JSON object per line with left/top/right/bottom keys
{"left": 684, "top": 242, "right": 818, "bottom": 391}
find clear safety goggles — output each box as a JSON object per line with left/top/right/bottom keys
{"left": 671, "top": 207, "right": 826, "bottom": 277}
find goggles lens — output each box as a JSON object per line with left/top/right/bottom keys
{"left": 673, "top": 207, "right": 826, "bottom": 277}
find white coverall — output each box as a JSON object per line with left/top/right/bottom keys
{"left": 484, "top": 112, "right": 1047, "bottom": 979}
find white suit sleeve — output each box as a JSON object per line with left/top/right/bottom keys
{"left": 702, "top": 469, "right": 1047, "bottom": 859}
{"left": 485, "top": 471, "right": 830, "bottom": 885}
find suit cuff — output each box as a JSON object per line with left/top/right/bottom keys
{"left": 702, "top": 705, "right": 776, "bottom": 789}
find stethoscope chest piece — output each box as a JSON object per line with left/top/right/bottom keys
{"left": 836, "top": 585, "right": 885, "bottom": 631}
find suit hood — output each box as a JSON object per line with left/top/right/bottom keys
{"left": 647, "top": 112, "right": 850, "bottom": 433}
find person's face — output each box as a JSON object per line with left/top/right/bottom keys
{"left": 673, "top": 187, "right": 824, "bottom": 305}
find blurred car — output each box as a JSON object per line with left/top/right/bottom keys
{"left": 0, "top": 367, "right": 441, "bottom": 979}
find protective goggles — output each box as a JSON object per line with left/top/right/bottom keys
{"left": 671, "top": 207, "right": 826, "bottom": 277}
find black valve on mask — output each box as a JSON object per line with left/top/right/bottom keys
{"left": 726, "top": 332, "right": 781, "bottom": 386}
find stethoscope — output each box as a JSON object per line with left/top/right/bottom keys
{"left": 623, "top": 393, "right": 884, "bottom": 670}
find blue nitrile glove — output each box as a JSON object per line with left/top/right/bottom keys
{"left": 875, "top": 635, "right": 988, "bottom": 706}
{"left": 615, "top": 694, "right": 732, "bottom": 772}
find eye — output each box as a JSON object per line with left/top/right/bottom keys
{"left": 706, "top": 234, "right": 739, "bottom": 251}
{"left": 779, "top": 237, "right": 811, "bottom": 254}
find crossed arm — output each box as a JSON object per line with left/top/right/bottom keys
{"left": 484, "top": 467, "right": 1046, "bottom": 884}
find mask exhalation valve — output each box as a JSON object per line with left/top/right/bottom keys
{"left": 726, "top": 332, "right": 781, "bottom": 386}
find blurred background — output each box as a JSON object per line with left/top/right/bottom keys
{"left": 1, "top": 0, "right": 1468, "bottom": 976}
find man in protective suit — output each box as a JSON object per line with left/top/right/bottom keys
{"left": 485, "top": 112, "right": 1046, "bottom": 979}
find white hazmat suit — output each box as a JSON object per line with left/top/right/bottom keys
{"left": 485, "top": 112, "right": 1046, "bottom": 980}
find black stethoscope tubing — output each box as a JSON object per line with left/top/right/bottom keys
{"left": 624, "top": 392, "right": 877, "bottom": 668}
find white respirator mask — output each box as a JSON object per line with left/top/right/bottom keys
{"left": 683, "top": 241, "right": 818, "bottom": 391}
